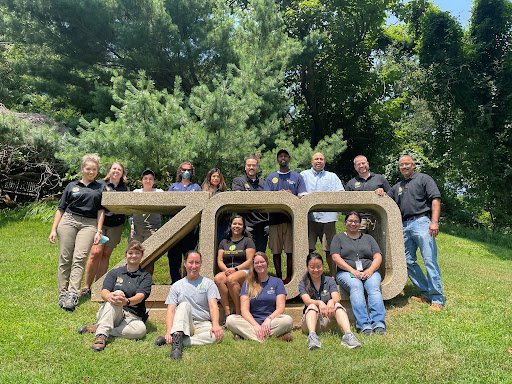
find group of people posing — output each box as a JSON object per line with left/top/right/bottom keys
{"left": 49, "top": 150, "right": 446, "bottom": 357}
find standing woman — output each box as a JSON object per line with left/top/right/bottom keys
{"left": 214, "top": 216, "right": 255, "bottom": 316}
{"left": 201, "top": 168, "right": 227, "bottom": 196}
{"left": 225, "top": 252, "right": 293, "bottom": 342}
{"left": 201, "top": 168, "right": 229, "bottom": 246}
{"left": 48, "top": 154, "right": 105, "bottom": 311}
{"left": 331, "top": 211, "right": 386, "bottom": 335}
{"left": 300, "top": 252, "right": 361, "bottom": 350}
{"left": 82, "top": 162, "right": 129, "bottom": 296}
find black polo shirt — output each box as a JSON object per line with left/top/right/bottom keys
{"left": 103, "top": 181, "right": 129, "bottom": 227}
{"left": 231, "top": 175, "right": 269, "bottom": 226}
{"left": 58, "top": 180, "right": 105, "bottom": 218}
{"left": 387, "top": 172, "right": 441, "bottom": 220}
{"left": 102, "top": 266, "right": 153, "bottom": 320}
{"left": 346, "top": 172, "right": 391, "bottom": 192}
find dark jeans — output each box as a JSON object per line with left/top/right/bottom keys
{"left": 247, "top": 222, "right": 268, "bottom": 253}
{"left": 167, "top": 229, "right": 199, "bottom": 284}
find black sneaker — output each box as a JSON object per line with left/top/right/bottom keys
{"left": 361, "top": 329, "right": 373, "bottom": 336}
{"left": 373, "top": 327, "right": 387, "bottom": 335}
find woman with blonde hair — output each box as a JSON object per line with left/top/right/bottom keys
{"left": 82, "top": 161, "right": 129, "bottom": 296}
{"left": 225, "top": 251, "right": 293, "bottom": 342}
{"left": 48, "top": 154, "right": 105, "bottom": 311}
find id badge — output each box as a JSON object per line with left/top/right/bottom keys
{"left": 355, "top": 260, "right": 363, "bottom": 271}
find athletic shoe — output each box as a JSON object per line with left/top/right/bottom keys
{"left": 373, "top": 327, "right": 387, "bottom": 335}
{"left": 58, "top": 292, "right": 67, "bottom": 308}
{"left": 341, "top": 332, "right": 362, "bottom": 349}
{"left": 307, "top": 332, "right": 321, "bottom": 350}
{"left": 361, "top": 329, "right": 373, "bottom": 336}
{"left": 62, "top": 292, "right": 78, "bottom": 311}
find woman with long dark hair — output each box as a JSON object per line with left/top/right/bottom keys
{"left": 299, "top": 252, "right": 360, "bottom": 350}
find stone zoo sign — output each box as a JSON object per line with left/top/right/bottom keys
{"left": 92, "top": 191, "right": 407, "bottom": 304}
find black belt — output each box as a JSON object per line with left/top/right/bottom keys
{"left": 402, "top": 213, "right": 430, "bottom": 222}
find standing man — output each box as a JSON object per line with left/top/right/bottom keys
{"left": 300, "top": 152, "right": 344, "bottom": 276}
{"left": 232, "top": 155, "right": 269, "bottom": 252}
{"left": 345, "top": 155, "right": 391, "bottom": 234}
{"left": 162, "top": 251, "right": 223, "bottom": 360}
{"left": 387, "top": 155, "right": 446, "bottom": 311}
{"left": 167, "top": 161, "right": 202, "bottom": 284}
{"left": 264, "top": 149, "right": 307, "bottom": 284}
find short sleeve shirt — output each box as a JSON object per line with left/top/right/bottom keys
{"left": 330, "top": 233, "right": 381, "bottom": 271}
{"left": 387, "top": 172, "right": 441, "bottom": 220}
{"left": 264, "top": 170, "right": 307, "bottom": 224}
{"left": 168, "top": 182, "right": 201, "bottom": 192}
{"left": 298, "top": 275, "right": 338, "bottom": 304}
{"left": 131, "top": 188, "right": 164, "bottom": 230}
{"left": 58, "top": 180, "right": 105, "bottom": 218}
{"left": 165, "top": 276, "right": 220, "bottom": 322}
{"left": 240, "top": 276, "right": 287, "bottom": 324}
{"left": 219, "top": 236, "right": 255, "bottom": 268}
{"left": 103, "top": 181, "right": 129, "bottom": 227}
{"left": 231, "top": 175, "right": 269, "bottom": 226}
{"left": 102, "top": 266, "right": 153, "bottom": 319}
{"left": 345, "top": 173, "right": 391, "bottom": 192}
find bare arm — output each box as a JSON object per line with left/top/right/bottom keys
{"left": 429, "top": 198, "right": 441, "bottom": 237}
{"left": 48, "top": 209, "right": 64, "bottom": 243}
{"left": 208, "top": 298, "right": 224, "bottom": 341}
{"left": 236, "top": 247, "right": 255, "bottom": 271}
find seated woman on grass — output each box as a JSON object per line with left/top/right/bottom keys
{"left": 225, "top": 252, "right": 293, "bottom": 342}
{"left": 331, "top": 211, "right": 386, "bottom": 336}
{"left": 78, "top": 240, "right": 152, "bottom": 352}
{"left": 214, "top": 216, "right": 255, "bottom": 316}
{"left": 300, "top": 252, "right": 361, "bottom": 350}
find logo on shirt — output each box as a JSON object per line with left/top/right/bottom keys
{"left": 354, "top": 181, "right": 361, "bottom": 189}
{"left": 398, "top": 186, "right": 403, "bottom": 196}
{"left": 229, "top": 244, "right": 236, "bottom": 251}
{"left": 71, "top": 186, "right": 80, "bottom": 193}
{"left": 244, "top": 183, "right": 251, "bottom": 190}
{"left": 116, "top": 277, "right": 124, "bottom": 285}
{"left": 267, "top": 286, "right": 276, "bottom": 295}
{"left": 287, "top": 179, "right": 296, "bottom": 185}
{"left": 272, "top": 177, "right": 278, "bottom": 184}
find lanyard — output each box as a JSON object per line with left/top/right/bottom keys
{"left": 307, "top": 274, "right": 325, "bottom": 300}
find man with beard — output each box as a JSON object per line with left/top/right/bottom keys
{"left": 232, "top": 155, "right": 269, "bottom": 252}
{"left": 264, "top": 149, "right": 307, "bottom": 284}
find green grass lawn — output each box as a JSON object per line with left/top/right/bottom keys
{"left": 1, "top": 211, "right": 511, "bottom": 384}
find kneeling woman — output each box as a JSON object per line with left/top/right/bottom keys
{"left": 300, "top": 252, "right": 361, "bottom": 350}
{"left": 226, "top": 252, "right": 293, "bottom": 342}
{"left": 331, "top": 211, "right": 386, "bottom": 335}
{"left": 78, "top": 240, "right": 152, "bottom": 351}
{"left": 214, "top": 216, "right": 255, "bottom": 316}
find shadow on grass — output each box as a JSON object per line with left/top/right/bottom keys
{"left": 443, "top": 224, "right": 512, "bottom": 261}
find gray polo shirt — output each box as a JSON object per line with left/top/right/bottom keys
{"left": 387, "top": 172, "right": 441, "bottom": 220}
{"left": 345, "top": 172, "right": 391, "bottom": 192}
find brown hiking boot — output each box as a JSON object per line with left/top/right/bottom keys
{"left": 277, "top": 332, "right": 293, "bottom": 342}
{"left": 92, "top": 334, "right": 107, "bottom": 352}
{"left": 78, "top": 324, "right": 97, "bottom": 334}
{"left": 410, "top": 296, "right": 431, "bottom": 304}
{"left": 429, "top": 303, "right": 445, "bottom": 312}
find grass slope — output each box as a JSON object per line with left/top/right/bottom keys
{"left": 0, "top": 216, "right": 511, "bottom": 384}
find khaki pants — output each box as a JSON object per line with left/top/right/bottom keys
{"left": 95, "top": 302, "right": 146, "bottom": 339}
{"left": 57, "top": 212, "right": 97, "bottom": 294}
{"left": 226, "top": 314, "right": 293, "bottom": 342}
{"left": 171, "top": 302, "right": 217, "bottom": 346}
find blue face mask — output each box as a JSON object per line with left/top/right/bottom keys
{"left": 181, "top": 170, "right": 191, "bottom": 180}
